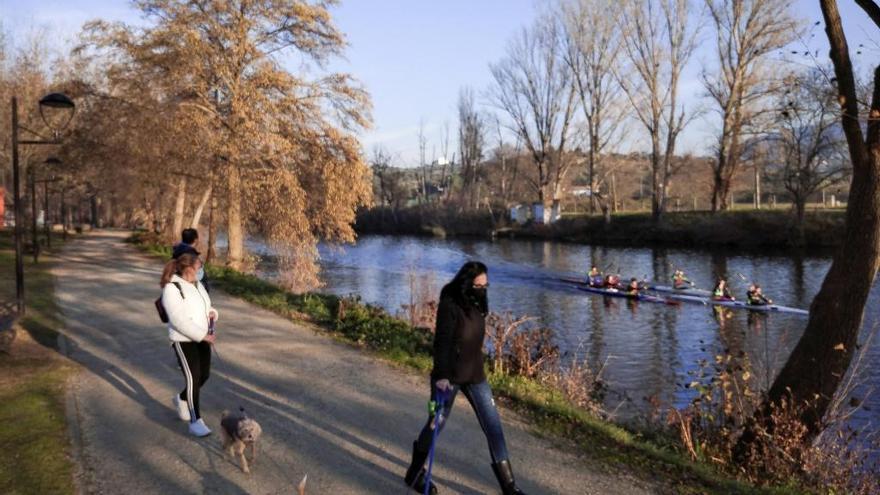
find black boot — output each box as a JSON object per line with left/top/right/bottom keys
{"left": 491, "top": 460, "right": 527, "bottom": 495}
{"left": 404, "top": 442, "right": 438, "bottom": 494}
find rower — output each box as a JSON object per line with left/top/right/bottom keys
{"left": 712, "top": 278, "right": 734, "bottom": 300}
{"left": 746, "top": 284, "right": 773, "bottom": 306}
{"left": 587, "top": 266, "right": 603, "bottom": 287}
{"left": 672, "top": 270, "right": 693, "bottom": 289}
{"left": 626, "top": 277, "right": 642, "bottom": 295}
{"left": 604, "top": 274, "right": 621, "bottom": 290}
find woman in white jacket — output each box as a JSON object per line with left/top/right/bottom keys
{"left": 161, "top": 253, "right": 218, "bottom": 437}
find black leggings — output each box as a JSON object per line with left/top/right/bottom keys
{"left": 172, "top": 341, "right": 211, "bottom": 421}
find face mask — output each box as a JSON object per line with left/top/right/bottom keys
{"left": 197, "top": 267, "right": 205, "bottom": 281}
{"left": 467, "top": 287, "right": 487, "bottom": 305}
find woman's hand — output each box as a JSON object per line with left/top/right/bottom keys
{"left": 203, "top": 333, "right": 216, "bottom": 344}
{"left": 208, "top": 309, "right": 218, "bottom": 321}
{"left": 435, "top": 379, "right": 451, "bottom": 392}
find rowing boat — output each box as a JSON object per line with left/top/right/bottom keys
{"left": 573, "top": 284, "right": 679, "bottom": 305}
{"left": 647, "top": 284, "right": 713, "bottom": 298}
{"left": 659, "top": 292, "right": 809, "bottom": 315}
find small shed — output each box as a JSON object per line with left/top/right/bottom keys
{"left": 509, "top": 204, "right": 530, "bottom": 224}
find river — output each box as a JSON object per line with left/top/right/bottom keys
{"left": 246, "top": 235, "right": 878, "bottom": 432}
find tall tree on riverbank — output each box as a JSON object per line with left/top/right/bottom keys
{"left": 559, "top": 0, "right": 628, "bottom": 219}
{"left": 457, "top": 87, "right": 485, "bottom": 210}
{"left": 768, "top": 69, "right": 849, "bottom": 237}
{"left": 78, "top": 0, "right": 372, "bottom": 290}
{"left": 489, "top": 15, "right": 578, "bottom": 222}
{"left": 703, "top": 0, "right": 800, "bottom": 212}
{"left": 735, "top": 0, "right": 880, "bottom": 459}
{"left": 617, "top": 0, "right": 700, "bottom": 222}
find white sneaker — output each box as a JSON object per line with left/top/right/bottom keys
{"left": 188, "top": 418, "right": 212, "bottom": 437}
{"left": 173, "top": 395, "right": 191, "bottom": 422}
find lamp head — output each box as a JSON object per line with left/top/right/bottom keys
{"left": 38, "top": 93, "right": 76, "bottom": 137}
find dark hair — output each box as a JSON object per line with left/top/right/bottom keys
{"left": 161, "top": 253, "right": 201, "bottom": 287}
{"left": 181, "top": 228, "right": 199, "bottom": 245}
{"left": 441, "top": 261, "right": 489, "bottom": 315}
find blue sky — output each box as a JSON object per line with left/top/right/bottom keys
{"left": 2, "top": 0, "right": 878, "bottom": 165}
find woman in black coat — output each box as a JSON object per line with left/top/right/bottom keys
{"left": 404, "top": 261, "right": 526, "bottom": 495}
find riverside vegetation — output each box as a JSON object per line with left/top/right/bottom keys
{"left": 130, "top": 230, "right": 878, "bottom": 494}
{"left": 355, "top": 207, "right": 846, "bottom": 250}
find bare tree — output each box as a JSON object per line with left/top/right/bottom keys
{"left": 457, "top": 87, "right": 485, "bottom": 209}
{"left": 559, "top": 0, "right": 628, "bottom": 219}
{"left": 617, "top": 0, "right": 700, "bottom": 221}
{"left": 489, "top": 15, "right": 579, "bottom": 222}
{"left": 769, "top": 70, "right": 849, "bottom": 234}
{"left": 490, "top": 114, "right": 522, "bottom": 208}
{"left": 703, "top": 0, "right": 800, "bottom": 212}
{"left": 736, "top": 0, "right": 880, "bottom": 459}
{"left": 416, "top": 119, "right": 428, "bottom": 204}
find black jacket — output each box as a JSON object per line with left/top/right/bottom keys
{"left": 431, "top": 293, "right": 487, "bottom": 385}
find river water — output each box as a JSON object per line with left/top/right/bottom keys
{"left": 250, "top": 235, "right": 878, "bottom": 432}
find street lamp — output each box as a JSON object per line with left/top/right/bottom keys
{"left": 10, "top": 93, "right": 75, "bottom": 315}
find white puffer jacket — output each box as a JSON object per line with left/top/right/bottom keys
{"left": 162, "top": 274, "right": 219, "bottom": 343}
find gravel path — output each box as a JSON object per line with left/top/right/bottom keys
{"left": 54, "top": 230, "right": 657, "bottom": 494}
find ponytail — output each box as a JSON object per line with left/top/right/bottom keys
{"left": 160, "top": 259, "right": 179, "bottom": 287}
{"left": 160, "top": 252, "right": 200, "bottom": 287}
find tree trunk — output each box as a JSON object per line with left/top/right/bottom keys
{"left": 191, "top": 184, "right": 212, "bottom": 232}
{"left": 754, "top": 164, "right": 761, "bottom": 209}
{"left": 795, "top": 198, "right": 807, "bottom": 244}
{"left": 90, "top": 196, "right": 99, "bottom": 228}
{"left": 735, "top": 0, "right": 880, "bottom": 461}
{"left": 712, "top": 137, "right": 729, "bottom": 213}
{"left": 226, "top": 166, "right": 244, "bottom": 270}
{"left": 611, "top": 172, "right": 618, "bottom": 213}
{"left": 651, "top": 134, "right": 663, "bottom": 222}
{"left": 206, "top": 189, "right": 217, "bottom": 264}
{"left": 172, "top": 176, "right": 187, "bottom": 239}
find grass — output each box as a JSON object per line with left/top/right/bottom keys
{"left": 128, "top": 230, "right": 806, "bottom": 494}
{"left": 0, "top": 229, "right": 76, "bottom": 495}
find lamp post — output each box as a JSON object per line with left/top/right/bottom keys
{"left": 29, "top": 163, "right": 38, "bottom": 263}
{"left": 10, "top": 93, "right": 75, "bottom": 315}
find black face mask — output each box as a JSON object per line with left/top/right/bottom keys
{"left": 465, "top": 286, "right": 488, "bottom": 315}
{"left": 467, "top": 287, "right": 487, "bottom": 303}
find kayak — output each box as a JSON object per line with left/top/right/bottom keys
{"left": 659, "top": 292, "right": 809, "bottom": 315}
{"left": 647, "top": 284, "right": 713, "bottom": 298}
{"left": 574, "top": 285, "right": 679, "bottom": 306}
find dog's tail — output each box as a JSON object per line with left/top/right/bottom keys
{"left": 221, "top": 409, "right": 230, "bottom": 420}
{"left": 297, "top": 474, "right": 307, "bottom": 495}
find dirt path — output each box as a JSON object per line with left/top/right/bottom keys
{"left": 54, "top": 230, "right": 656, "bottom": 494}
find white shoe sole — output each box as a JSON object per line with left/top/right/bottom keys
{"left": 173, "top": 396, "right": 191, "bottom": 422}
{"left": 189, "top": 425, "right": 212, "bottom": 437}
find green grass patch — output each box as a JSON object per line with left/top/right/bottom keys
{"left": 0, "top": 364, "right": 74, "bottom": 495}
{"left": 127, "top": 230, "right": 806, "bottom": 494}
{"left": 0, "top": 228, "right": 76, "bottom": 495}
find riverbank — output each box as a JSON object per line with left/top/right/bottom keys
{"left": 356, "top": 206, "right": 845, "bottom": 250}
{"left": 129, "top": 230, "right": 806, "bottom": 494}
{"left": 0, "top": 230, "right": 77, "bottom": 494}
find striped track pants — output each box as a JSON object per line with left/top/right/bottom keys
{"left": 172, "top": 341, "right": 212, "bottom": 421}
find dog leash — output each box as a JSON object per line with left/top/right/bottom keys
{"left": 207, "top": 317, "right": 223, "bottom": 366}
{"left": 422, "top": 388, "right": 449, "bottom": 495}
